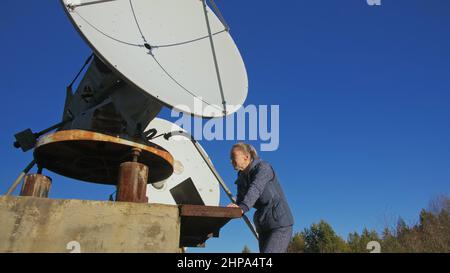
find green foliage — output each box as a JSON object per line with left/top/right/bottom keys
{"left": 286, "top": 195, "right": 450, "bottom": 253}
{"left": 287, "top": 232, "right": 305, "bottom": 253}
{"left": 302, "top": 220, "right": 349, "bottom": 253}
{"left": 347, "top": 228, "right": 380, "bottom": 253}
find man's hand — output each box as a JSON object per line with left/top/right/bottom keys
{"left": 227, "top": 203, "right": 244, "bottom": 215}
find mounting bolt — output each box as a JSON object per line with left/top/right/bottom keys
{"left": 131, "top": 148, "right": 142, "bottom": 162}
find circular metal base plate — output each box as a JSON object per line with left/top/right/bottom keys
{"left": 34, "top": 130, "right": 174, "bottom": 185}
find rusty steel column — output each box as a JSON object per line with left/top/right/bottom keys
{"left": 20, "top": 174, "right": 52, "bottom": 198}
{"left": 116, "top": 148, "right": 149, "bottom": 203}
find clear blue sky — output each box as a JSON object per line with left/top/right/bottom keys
{"left": 1, "top": 0, "right": 449, "bottom": 253}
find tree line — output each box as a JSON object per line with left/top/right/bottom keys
{"left": 242, "top": 195, "right": 450, "bottom": 253}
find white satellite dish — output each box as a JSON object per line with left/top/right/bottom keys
{"left": 61, "top": 0, "right": 248, "bottom": 117}
{"left": 145, "top": 118, "right": 220, "bottom": 206}
{"left": 10, "top": 0, "right": 259, "bottom": 242}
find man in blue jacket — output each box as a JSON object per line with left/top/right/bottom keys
{"left": 228, "top": 143, "right": 294, "bottom": 253}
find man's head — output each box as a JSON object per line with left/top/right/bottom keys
{"left": 230, "top": 143, "right": 258, "bottom": 171}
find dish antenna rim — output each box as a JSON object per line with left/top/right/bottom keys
{"left": 60, "top": 0, "right": 248, "bottom": 118}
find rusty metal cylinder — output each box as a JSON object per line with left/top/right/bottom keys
{"left": 20, "top": 174, "right": 52, "bottom": 198}
{"left": 116, "top": 162, "right": 149, "bottom": 203}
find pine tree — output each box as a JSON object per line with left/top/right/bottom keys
{"left": 303, "top": 220, "right": 349, "bottom": 253}
{"left": 242, "top": 245, "right": 251, "bottom": 253}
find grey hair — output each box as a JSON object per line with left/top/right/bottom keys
{"left": 231, "top": 142, "right": 259, "bottom": 160}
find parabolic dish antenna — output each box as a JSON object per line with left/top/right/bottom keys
{"left": 61, "top": 0, "right": 248, "bottom": 118}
